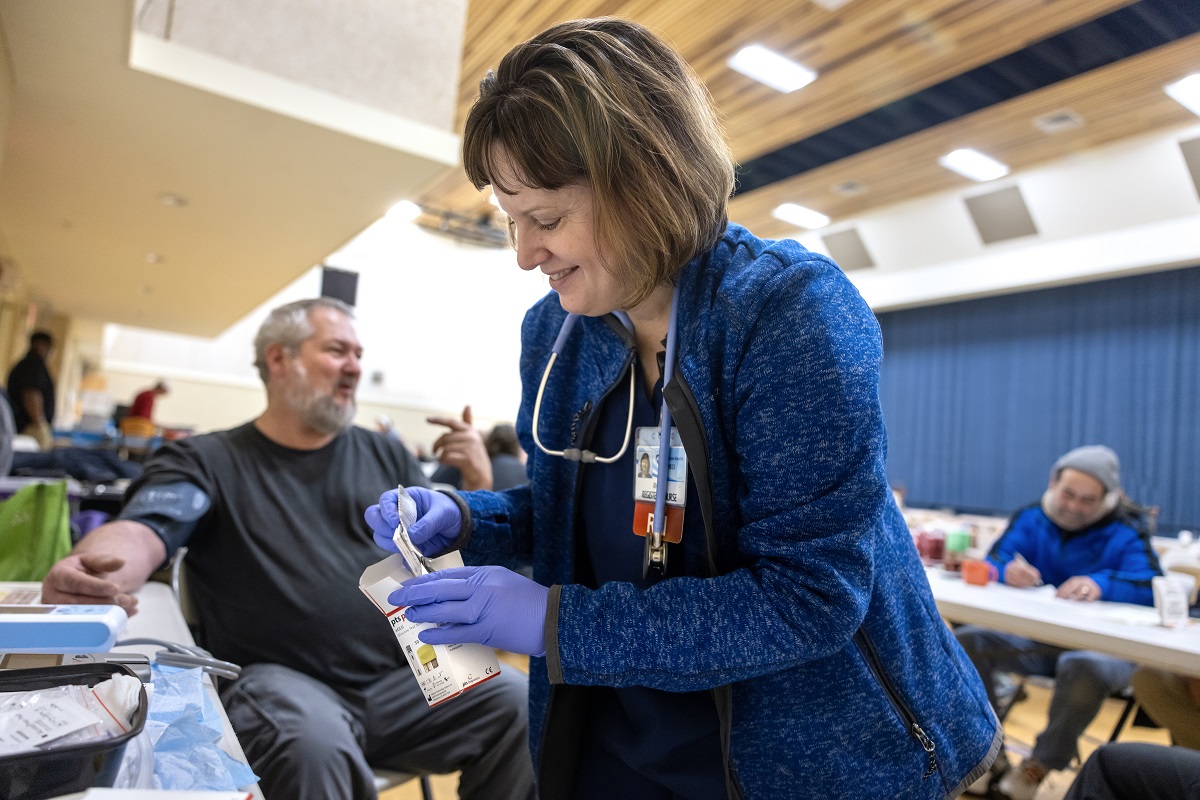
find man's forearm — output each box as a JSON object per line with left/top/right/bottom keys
{"left": 22, "top": 389, "right": 45, "bottom": 423}
{"left": 73, "top": 519, "right": 168, "bottom": 593}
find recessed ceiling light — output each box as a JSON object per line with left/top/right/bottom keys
{"left": 728, "top": 45, "right": 817, "bottom": 93}
{"left": 156, "top": 192, "right": 188, "bottom": 207}
{"left": 386, "top": 200, "right": 422, "bottom": 223}
{"left": 1165, "top": 73, "right": 1200, "bottom": 117}
{"left": 773, "top": 202, "right": 830, "bottom": 230}
{"left": 938, "top": 148, "right": 1009, "bottom": 182}
{"left": 145, "top": 252, "right": 165, "bottom": 264}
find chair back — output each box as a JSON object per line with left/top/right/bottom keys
{"left": 1118, "top": 495, "right": 1159, "bottom": 538}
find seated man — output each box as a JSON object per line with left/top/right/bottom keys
{"left": 957, "top": 445, "right": 1161, "bottom": 800}
{"left": 42, "top": 298, "right": 534, "bottom": 800}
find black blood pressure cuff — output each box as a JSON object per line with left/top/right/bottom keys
{"left": 118, "top": 481, "right": 212, "bottom": 558}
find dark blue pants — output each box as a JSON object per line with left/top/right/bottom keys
{"left": 1064, "top": 742, "right": 1200, "bottom": 800}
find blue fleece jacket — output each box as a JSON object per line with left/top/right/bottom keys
{"left": 987, "top": 505, "right": 1160, "bottom": 605}
{"left": 457, "top": 224, "right": 1000, "bottom": 799}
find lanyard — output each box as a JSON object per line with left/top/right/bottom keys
{"left": 651, "top": 285, "right": 681, "bottom": 539}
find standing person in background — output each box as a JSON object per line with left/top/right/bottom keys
{"left": 366, "top": 18, "right": 998, "bottom": 799}
{"left": 956, "top": 445, "right": 1162, "bottom": 799}
{"left": 6, "top": 330, "right": 56, "bottom": 450}
{"left": 128, "top": 379, "right": 170, "bottom": 421}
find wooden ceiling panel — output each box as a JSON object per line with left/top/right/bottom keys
{"left": 732, "top": 33, "right": 1200, "bottom": 239}
{"left": 422, "top": 0, "right": 1191, "bottom": 245}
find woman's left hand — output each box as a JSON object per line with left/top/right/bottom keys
{"left": 389, "top": 565, "right": 549, "bottom": 657}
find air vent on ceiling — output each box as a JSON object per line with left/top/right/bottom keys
{"left": 832, "top": 180, "right": 867, "bottom": 197}
{"left": 964, "top": 185, "right": 1038, "bottom": 245}
{"left": 1180, "top": 137, "right": 1200, "bottom": 202}
{"left": 1033, "top": 109, "right": 1085, "bottom": 135}
{"left": 822, "top": 227, "right": 875, "bottom": 271}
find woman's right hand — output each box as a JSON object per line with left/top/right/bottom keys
{"left": 365, "top": 487, "right": 462, "bottom": 557}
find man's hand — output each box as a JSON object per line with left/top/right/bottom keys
{"left": 1004, "top": 559, "right": 1043, "bottom": 588}
{"left": 1056, "top": 575, "right": 1102, "bottom": 602}
{"left": 428, "top": 405, "right": 493, "bottom": 491}
{"left": 41, "top": 553, "right": 139, "bottom": 615}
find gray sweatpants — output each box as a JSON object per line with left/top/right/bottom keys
{"left": 220, "top": 662, "right": 535, "bottom": 800}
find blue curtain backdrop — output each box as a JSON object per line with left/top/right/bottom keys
{"left": 877, "top": 264, "right": 1200, "bottom": 533}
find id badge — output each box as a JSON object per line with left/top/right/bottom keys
{"left": 631, "top": 426, "right": 686, "bottom": 543}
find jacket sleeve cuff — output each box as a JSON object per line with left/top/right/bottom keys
{"left": 437, "top": 489, "right": 474, "bottom": 555}
{"left": 545, "top": 584, "right": 564, "bottom": 684}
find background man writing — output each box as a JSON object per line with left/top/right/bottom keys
{"left": 958, "top": 445, "right": 1162, "bottom": 800}
{"left": 42, "top": 298, "right": 534, "bottom": 800}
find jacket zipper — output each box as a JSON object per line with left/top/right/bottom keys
{"left": 854, "top": 629, "right": 939, "bottom": 780}
{"left": 663, "top": 373, "right": 719, "bottom": 578}
{"left": 665, "top": 373, "right": 744, "bottom": 800}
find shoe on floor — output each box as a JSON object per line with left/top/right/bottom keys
{"left": 994, "top": 758, "right": 1048, "bottom": 800}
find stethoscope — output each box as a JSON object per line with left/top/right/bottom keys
{"left": 531, "top": 286, "right": 681, "bottom": 573}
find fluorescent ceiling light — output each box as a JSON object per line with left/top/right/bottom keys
{"left": 773, "top": 202, "right": 830, "bottom": 230}
{"left": 1165, "top": 73, "right": 1200, "bottom": 117}
{"left": 938, "top": 148, "right": 1010, "bottom": 182}
{"left": 728, "top": 45, "right": 817, "bottom": 93}
{"left": 386, "top": 200, "right": 422, "bottom": 223}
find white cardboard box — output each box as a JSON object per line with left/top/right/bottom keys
{"left": 359, "top": 553, "right": 502, "bottom": 707}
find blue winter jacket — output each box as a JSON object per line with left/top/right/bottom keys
{"left": 987, "top": 505, "right": 1160, "bottom": 605}
{"left": 456, "top": 224, "right": 1000, "bottom": 799}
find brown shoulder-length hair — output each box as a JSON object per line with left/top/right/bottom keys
{"left": 462, "top": 17, "right": 734, "bottom": 308}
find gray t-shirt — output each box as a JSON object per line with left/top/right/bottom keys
{"left": 121, "top": 422, "right": 428, "bottom": 688}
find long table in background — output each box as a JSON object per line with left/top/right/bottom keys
{"left": 926, "top": 567, "right": 1200, "bottom": 678}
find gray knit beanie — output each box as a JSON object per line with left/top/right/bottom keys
{"left": 1052, "top": 445, "right": 1120, "bottom": 493}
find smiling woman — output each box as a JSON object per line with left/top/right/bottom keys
{"left": 365, "top": 17, "right": 1001, "bottom": 800}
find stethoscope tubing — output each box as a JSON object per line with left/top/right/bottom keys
{"left": 530, "top": 285, "right": 681, "bottom": 539}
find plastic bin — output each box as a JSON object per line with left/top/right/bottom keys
{"left": 0, "top": 663, "right": 148, "bottom": 800}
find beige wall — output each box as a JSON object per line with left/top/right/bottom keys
{"left": 0, "top": 13, "right": 12, "bottom": 178}
{"left": 97, "top": 364, "right": 501, "bottom": 454}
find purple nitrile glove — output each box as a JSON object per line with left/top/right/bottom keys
{"left": 389, "top": 565, "right": 549, "bottom": 658}
{"left": 365, "top": 487, "right": 462, "bottom": 556}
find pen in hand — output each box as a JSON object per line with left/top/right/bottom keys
{"left": 1012, "top": 552, "right": 1044, "bottom": 586}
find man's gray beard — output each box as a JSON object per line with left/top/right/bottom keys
{"left": 284, "top": 366, "right": 355, "bottom": 435}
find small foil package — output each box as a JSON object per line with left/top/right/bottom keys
{"left": 359, "top": 552, "right": 502, "bottom": 707}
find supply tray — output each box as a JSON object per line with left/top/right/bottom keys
{"left": 0, "top": 662, "right": 147, "bottom": 800}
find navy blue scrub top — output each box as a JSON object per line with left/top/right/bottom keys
{"left": 575, "top": 355, "right": 725, "bottom": 799}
